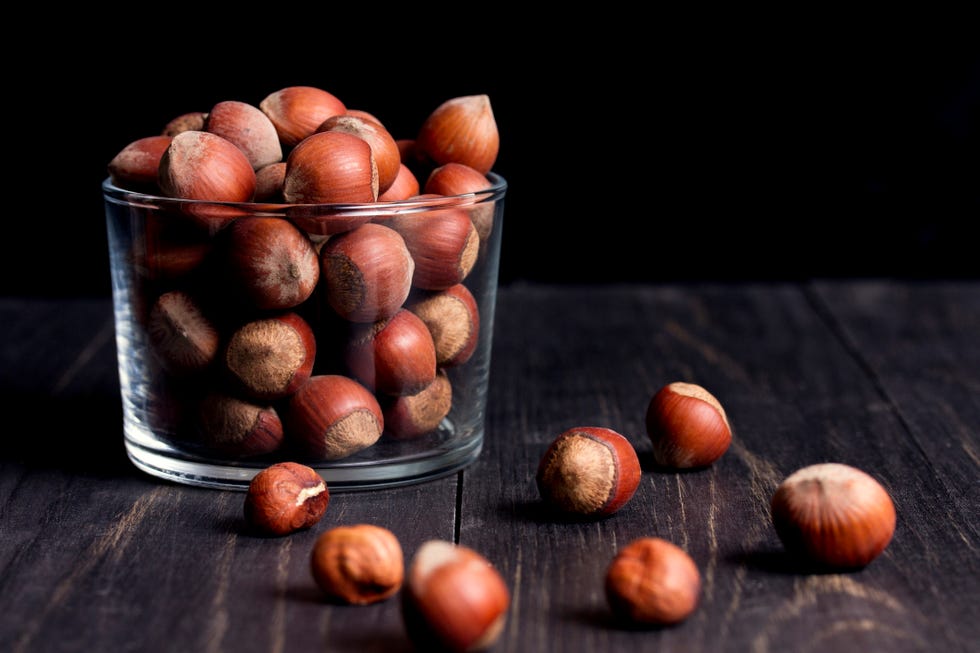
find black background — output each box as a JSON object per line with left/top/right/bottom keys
{"left": 8, "top": 15, "right": 978, "bottom": 297}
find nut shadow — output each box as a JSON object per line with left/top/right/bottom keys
{"left": 638, "top": 450, "right": 713, "bottom": 475}
{"left": 726, "top": 547, "right": 840, "bottom": 576}
{"left": 498, "top": 497, "right": 628, "bottom": 525}
{"left": 562, "top": 605, "right": 676, "bottom": 633}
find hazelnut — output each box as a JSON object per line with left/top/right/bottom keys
{"left": 108, "top": 135, "right": 173, "bottom": 188}
{"left": 382, "top": 370, "right": 452, "bottom": 439}
{"left": 136, "top": 211, "right": 212, "bottom": 281}
{"left": 221, "top": 216, "right": 319, "bottom": 311}
{"left": 402, "top": 540, "right": 509, "bottom": 653}
{"left": 282, "top": 131, "right": 378, "bottom": 204}
{"left": 416, "top": 94, "right": 499, "bottom": 175}
{"left": 259, "top": 85, "right": 347, "bottom": 149}
{"left": 605, "top": 537, "right": 701, "bottom": 626}
{"left": 284, "top": 374, "right": 384, "bottom": 460}
{"left": 147, "top": 289, "right": 220, "bottom": 376}
{"left": 316, "top": 114, "right": 401, "bottom": 195}
{"left": 770, "top": 462, "right": 896, "bottom": 569}
{"left": 386, "top": 205, "right": 480, "bottom": 291}
{"left": 406, "top": 284, "right": 480, "bottom": 367}
{"left": 645, "top": 381, "right": 732, "bottom": 469}
{"left": 254, "top": 162, "right": 286, "bottom": 202}
{"left": 158, "top": 130, "right": 256, "bottom": 203}
{"left": 319, "top": 223, "right": 414, "bottom": 323}
{"left": 223, "top": 312, "right": 317, "bottom": 402}
{"left": 536, "top": 426, "right": 641, "bottom": 518}
{"left": 310, "top": 524, "right": 404, "bottom": 605}
{"left": 377, "top": 163, "right": 420, "bottom": 202}
{"left": 162, "top": 111, "right": 207, "bottom": 137}
{"left": 243, "top": 462, "right": 329, "bottom": 536}
{"left": 205, "top": 99, "right": 282, "bottom": 170}
{"left": 344, "top": 309, "right": 437, "bottom": 396}
{"left": 196, "top": 392, "right": 284, "bottom": 458}
{"left": 424, "top": 162, "right": 495, "bottom": 245}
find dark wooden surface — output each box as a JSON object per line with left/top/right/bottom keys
{"left": 1, "top": 281, "right": 977, "bottom": 653}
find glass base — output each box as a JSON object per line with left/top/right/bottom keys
{"left": 124, "top": 419, "right": 482, "bottom": 491}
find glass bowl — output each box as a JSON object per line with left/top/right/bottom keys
{"left": 102, "top": 174, "right": 506, "bottom": 491}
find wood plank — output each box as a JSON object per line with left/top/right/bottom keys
{"left": 462, "top": 282, "right": 978, "bottom": 652}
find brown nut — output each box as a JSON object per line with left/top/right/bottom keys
{"left": 221, "top": 216, "right": 319, "bottom": 311}
{"left": 316, "top": 114, "right": 401, "bottom": 195}
{"left": 147, "top": 289, "right": 220, "bottom": 376}
{"left": 416, "top": 94, "right": 499, "bottom": 175}
{"left": 282, "top": 131, "right": 379, "bottom": 204}
{"left": 605, "top": 537, "right": 702, "bottom": 626}
{"left": 108, "top": 135, "right": 173, "bottom": 188}
{"left": 254, "top": 162, "right": 286, "bottom": 202}
{"left": 162, "top": 111, "right": 207, "bottom": 137}
{"left": 136, "top": 211, "right": 213, "bottom": 281}
{"left": 424, "top": 162, "right": 495, "bottom": 245}
{"left": 406, "top": 284, "right": 480, "bottom": 368}
{"left": 310, "top": 524, "right": 404, "bottom": 605}
{"left": 536, "top": 426, "right": 641, "bottom": 518}
{"left": 223, "top": 312, "right": 317, "bottom": 401}
{"left": 284, "top": 374, "right": 384, "bottom": 460}
{"left": 344, "top": 309, "right": 437, "bottom": 396}
{"left": 158, "top": 130, "right": 256, "bottom": 203}
{"left": 259, "top": 85, "right": 347, "bottom": 149}
{"left": 243, "top": 462, "right": 329, "bottom": 536}
{"left": 770, "top": 462, "right": 896, "bottom": 569}
{"left": 382, "top": 369, "right": 452, "bottom": 439}
{"left": 402, "top": 540, "right": 509, "bottom": 653}
{"left": 196, "top": 392, "right": 284, "bottom": 457}
{"left": 205, "top": 99, "right": 283, "bottom": 170}
{"left": 319, "top": 223, "right": 414, "bottom": 323}
{"left": 377, "top": 163, "right": 420, "bottom": 202}
{"left": 386, "top": 204, "right": 479, "bottom": 291}
{"left": 645, "top": 381, "right": 732, "bottom": 469}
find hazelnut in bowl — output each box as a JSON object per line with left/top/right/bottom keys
{"left": 103, "top": 89, "right": 506, "bottom": 491}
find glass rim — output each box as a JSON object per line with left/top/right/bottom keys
{"left": 102, "top": 172, "right": 507, "bottom": 220}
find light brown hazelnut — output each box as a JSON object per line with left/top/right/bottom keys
{"left": 310, "top": 524, "right": 404, "bottom": 605}
{"left": 605, "top": 537, "right": 702, "bottom": 626}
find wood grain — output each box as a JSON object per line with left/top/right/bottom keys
{"left": 0, "top": 283, "right": 976, "bottom": 652}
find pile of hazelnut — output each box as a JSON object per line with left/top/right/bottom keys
{"left": 239, "top": 382, "right": 896, "bottom": 650}
{"left": 107, "top": 87, "right": 501, "bottom": 462}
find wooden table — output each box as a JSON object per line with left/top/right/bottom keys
{"left": 2, "top": 281, "right": 978, "bottom": 653}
